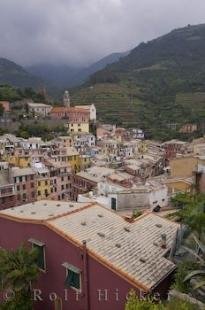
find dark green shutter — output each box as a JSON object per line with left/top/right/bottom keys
{"left": 33, "top": 244, "right": 45, "bottom": 270}
{"left": 65, "top": 270, "right": 80, "bottom": 289}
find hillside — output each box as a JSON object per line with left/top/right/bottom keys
{"left": 0, "top": 58, "right": 43, "bottom": 89}
{"left": 27, "top": 51, "right": 128, "bottom": 89}
{"left": 72, "top": 24, "right": 205, "bottom": 140}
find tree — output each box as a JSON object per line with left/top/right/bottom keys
{"left": 0, "top": 245, "right": 39, "bottom": 309}
{"left": 182, "top": 235, "right": 205, "bottom": 298}
{"left": 171, "top": 193, "right": 205, "bottom": 239}
{"left": 125, "top": 290, "right": 199, "bottom": 310}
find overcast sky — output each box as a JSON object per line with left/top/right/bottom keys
{"left": 0, "top": 0, "right": 205, "bottom": 67}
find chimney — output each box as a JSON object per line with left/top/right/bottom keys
{"left": 161, "top": 233, "right": 167, "bottom": 249}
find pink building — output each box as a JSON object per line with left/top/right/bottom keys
{"left": 50, "top": 107, "right": 90, "bottom": 123}
{"left": 0, "top": 101, "right": 10, "bottom": 112}
{"left": 0, "top": 201, "right": 179, "bottom": 310}
{"left": 50, "top": 107, "right": 69, "bottom": 120}
{"left": 44, "top": 160, "right": 72, "bottom": 200}
{"left": 67, "top": 108, "right": 90, "bottom": 123}
{"left": 11, "top": 167, "right": 36, "bottom": 205}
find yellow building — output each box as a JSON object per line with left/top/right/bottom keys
{"left": 68, "top": 122, "right": 89, "bottom": 133}
{"left": 169, "top": 155, "right": 198, "bottom": 178}
{"left": 165, "top": 177, "right": 193, "bottom": 195}
{"left": 37, "top": 178, "right": 51, "bottom": 200}
{"left": 5, "top": 154, "right": 31, "bottom": 168}
{"left": 57, "top": 147, "right": 81, "bottom": 173}
{"left": 80, "top": 155, "right": 91, "bottom": 170}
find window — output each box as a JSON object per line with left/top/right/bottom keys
{"left": 23, "top": 184, "right": 26, "bottom": 190}
{"left": 29, "top": 239, "right": 46, "bottom": 271}
{"left": 111, "top": 197, "right": 117, "bottom": 211}
{"left": 38, "top": 190, "right": 41, "bottom": 196}
{"left": 62, "top": 263, "right": 81, "bottom": 291}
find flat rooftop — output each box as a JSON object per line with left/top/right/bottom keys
{"left": 0, "top": 200, "right": 90, "bottom": 221}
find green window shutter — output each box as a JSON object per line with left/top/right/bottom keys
{"left": 33, "top": 244, "right": 45, "bottom": 270}
{"left": 65, "top": 270, "right": 80, "bottom": 289}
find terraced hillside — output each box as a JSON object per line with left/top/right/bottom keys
{"left": 71, "top": 83, "right": 145, "bottom": 126}
{"left": 72, "top": 24, "right": 205, "bottom": 140}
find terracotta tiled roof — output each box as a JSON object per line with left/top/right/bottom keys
{"left": 50, "top": 107, "right": 68, "bottom": 113}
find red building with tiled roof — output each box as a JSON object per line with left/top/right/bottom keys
{"left": 50, "top": 107, "right": 90, "bottom": 122}
{"left": 0, "top": 201, "right": 179, "bottom": 310}
{"left": 50, "top": 107, "right": 69, "bottom": 119}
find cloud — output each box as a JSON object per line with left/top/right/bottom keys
{"left": 0, "top": 0, "right": 205, "bottom": 66}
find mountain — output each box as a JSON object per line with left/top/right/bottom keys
{"left": 27, "top": 63, "right": 82, "bottom": 89}
{"left": 0, "top": 58, "right": 43, "bottom": 89}
{"left": 77, "top": 51, "right": 129, "bottom": 84}
{"left": 27, "top": 51, "right": 128, "bottom": 89}
{"left": 71, "top": 24, "right": 205, "bottom": 140}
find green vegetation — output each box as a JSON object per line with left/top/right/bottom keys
{"left": 172, "top": 261, "right": 200, "bottom": 293}
{"left": 72, "top": 24, "right": 205, "bottom": 140}
{"left": 171, "top": 193, "right": 205, "bottom": 238}
{"left": 125, "top": 290, "right": 198, "bottom": 309}
{"left": 132, "top": 208, "right": 142, "bottom": 219}
{"left": 170, "top": 193, "right": 205, "bottom": 302}
{"left": 0, "top": 58, "right": 42, "bottom": 89}
{"left": 0, "top": 85, "right": 46, "bottom": 103}
{"left": 0, "top": 245, "right": 39, "bottom": 310}
{"left": 17, "top": 122, "right": 67, "bottom": 140}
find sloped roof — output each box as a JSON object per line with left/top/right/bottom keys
{"left": 0, "top": 202, "right": 179, "bottom": 291}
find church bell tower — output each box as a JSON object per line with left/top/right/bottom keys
{"left": 63, "top": 90, "right": 70, "bottom": 108}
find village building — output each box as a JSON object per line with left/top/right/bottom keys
{"left": 49, "top": 107, "right": 69, "bottom": 120}
{"left": 75, "top": 104, "right": 96, "bottom": 121}
{"left": 0, "top": 100, "right": 10, "bottom": 112}
{"left": 79, "top": 175, "right": 168, "bottom": 212}
{"left": 71, "top": 166, "right": 114, "bottom": 200}
{"left": 27, "top": 102, "right": 52, "bottom": 117}
{"left": 11, "top": 167, "right": 36, "bottom": 205}
{"left": 0, "top": 201, "right": 179, "bottom": 310}
{"left": 0, "top": 168, "right": 16, "bottom": 210}
{"left": 67, "top": 108, "right": 90, "bottom": 133}
{"left": 162, "top": 139, "right": 188, "bottom": 160}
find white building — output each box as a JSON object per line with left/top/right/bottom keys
{"left": 28, "top": 103, "right": 52, "bottom": 117}
{"left": 75, "top": 104, "right": 96, "bottom": 121}
{"left": 73, "top": 133, "right": 96, "bottom": 150}
{"left": 20, "top": 137, "right": 43, "bottom": 150}
{"left": 78, "top": 179, "right": 168, "bottom": 212}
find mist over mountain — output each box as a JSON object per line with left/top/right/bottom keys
{"left": 0, "top": 58, "right": 42, "bottom": 89}
{"left": 26, "top": 51, "right": 128, "bottom": 89}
